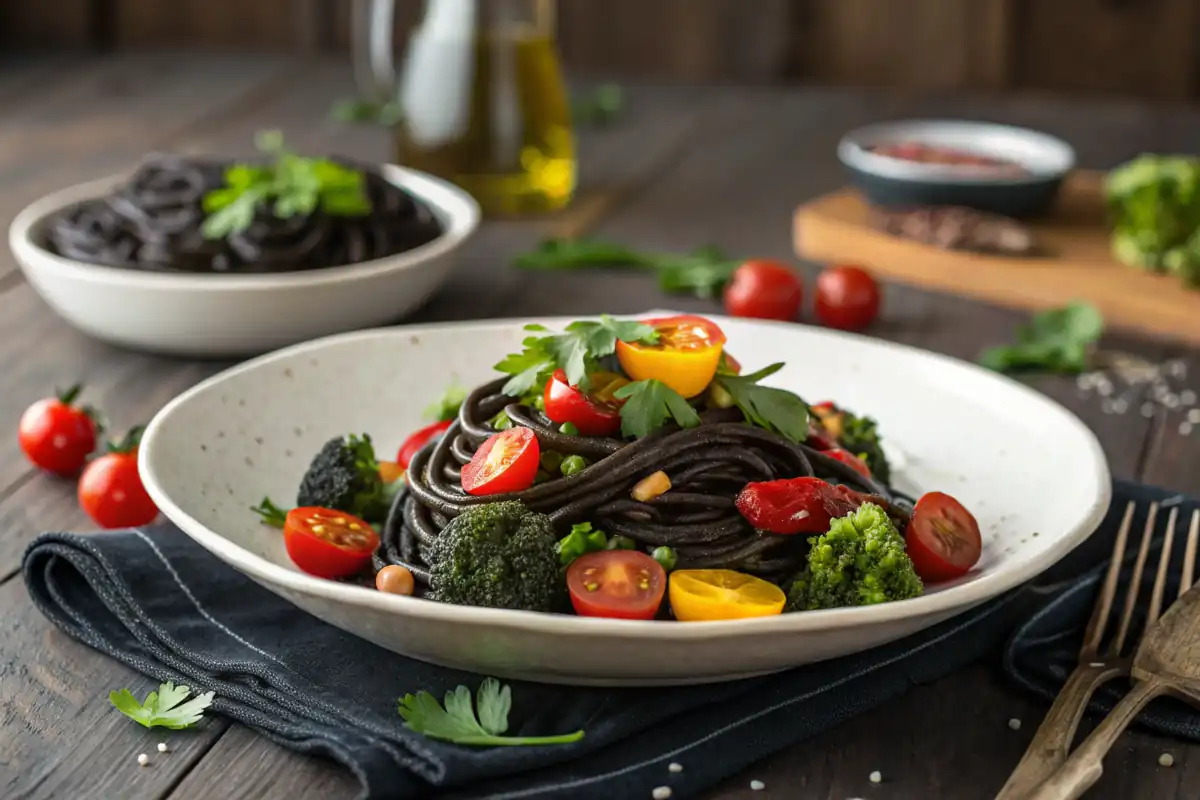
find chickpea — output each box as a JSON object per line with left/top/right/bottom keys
{"left": 375, "top": 565, "right": 415, "bottom": 596}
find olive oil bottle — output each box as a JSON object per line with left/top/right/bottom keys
{"left": 385, "top": 0, "right": 575, "bottom": 216}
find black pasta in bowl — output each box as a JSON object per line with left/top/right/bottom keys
{"left": 8, "top": 131, "right": 480, "bottom": 357}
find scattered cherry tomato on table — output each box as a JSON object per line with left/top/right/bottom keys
{"left": 461, "top": 426, "right": 540, "bottom": 496}
{"left": 722, "top": 259, "right": 804, "bottom": 321}
{"left": 566, "top": 550, "right": 666, "bottom": 620}
{"left": 284, "top": 506, "right": 379, "bottom": 579}
{"left": 18, "top": 384, "right": 100, "bottom": 476}
{"left": 905, "top": 491, "right": 982, "bottom": 582}
{"left": 815, "top": 265, "right": 881, "bottom": 331}
{"left": 77, "top": 427, "right": 158, "bottom": 529}
{"left": 396, "top": 419, "right": 452, "bottom": 469}
{"left": 543, "top": 369, "right": 627, "bottom": 437}
{"left": 616, "top": 315, "right": 726, "bottom": 398}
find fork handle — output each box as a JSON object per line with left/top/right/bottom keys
{"left": 995, "top": 665, "right": 1122, "bottom": 800}
{"left": 1027, "top": 678, "right": 1167, "bottom": 800}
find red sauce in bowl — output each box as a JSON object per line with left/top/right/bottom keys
{"left": 867, "top": 141, "right": 1029, "bottom": 175}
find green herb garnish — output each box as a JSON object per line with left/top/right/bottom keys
{"left": 978, "top": 302, "right": 1104, "bottom": 374}
{"left": 399, "top": 677, "right": 584, "bottom": 747}
{"left": 110, "top": 681, "right": 214, "bottom": 730}
{"left": 613, "top": 379, "right": 701, "bottom": 439}
{"left": 572, "top": 83, "right": 624, "bottom": 127}
{"left": 424, "top": 384, "right": 467, "bottom": 422}
{"left": 201, "top": 130, "right": 372, "bottom": 240}
{"left": 513, "top": 239, "right": 740, "bottom": 299}
{"left": 250, "top": 496, "right": 289, "bottom": 528}
{"left": 606, "top": 535, "right": 637, "bottom": 551}
{"left": 494, "top": 315, "right": 658, "bottom": 396}
{"left": 713, "top": 364, "right": 809, "bottom": 443}
{"left": 330, "top": 97, "right": 404, "bottom": 126}
{"left": 1106, "top": 154, "right": 1200, "bottom": 287}
{"left": 557, "top": 521, "right": 608, "bottom": 566}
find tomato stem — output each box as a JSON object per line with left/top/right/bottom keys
{"left": 107, "top": 425, "right": 145, "bottom": 454}
{"left": 56, "top": 383, "right": 83, "bottom": 406}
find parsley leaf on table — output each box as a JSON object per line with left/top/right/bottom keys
{"left": 201, "top": 130, "right": 372, "bottom": 240}
{"left": 110, "top": 681, "right": 214, "bottom": 730}
{"left": 494, "top": 316, "right": 658, "bottom": 395}
{"left": 977, "top": 302, "right": 1104, "bottom": 374}
{"left": 512, "top": 238, "right": 741, "bottom": 300}
{"left": 399, "top": 677, "right": 583, "bottom": 747}
{"left": 714, "top": 364, "right": 810, "bottom": 443}
{"left": 613, "top": 380, "right": 701, "bottom": 439}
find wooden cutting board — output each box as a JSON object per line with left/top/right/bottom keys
{"left": 793, "top": 170, "right": 1200, "bottom": 347}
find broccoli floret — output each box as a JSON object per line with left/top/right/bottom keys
{"left": 813, "top": 403, "right": 891, "bottom": 484}
{"left": 428, "top": 501, "right": 564, "bottom": 612}
{"left": 296, "top": 434, "right": 391, "bottom": 522}
{"left": 786, "top": 502, "right": 921, "bottom": 611}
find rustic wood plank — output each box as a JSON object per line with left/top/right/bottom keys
{"left": 0, "top": 579, "right": 232, "bottom": 800}
{"left": 114, "top": 0, "right": 305, "bottom": 49}
{"left": 0, "top": 0, "right": 93, "bottom": 48}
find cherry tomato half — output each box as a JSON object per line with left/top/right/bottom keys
{"left": 19, "top": 384, "right": 98, "bottom": 476}
{"left": 284, "top": 507, "right": 379, "bottom": 579}
{"left": 543, "top": 370, "right": 627, "bottom": 437}
{"left": 78, "top": 430, "right": 158, "bottom": 529}
{"left": 461, "top": 426, "right": 540, "bottom": 496}
{"left": 825, "top": 448, "right": 871, "bottom": 479}
{"left": 566, "top": 550, "right": 666, "bottom": 620}
{"left": 669, "top": 569, "right": 785, "bottom": 621}
{"left": 616, "top": 315, "right": 726, "bottom": 399}
{"left": 397, "top": 419, "right": 452, "bottom": 469}
{"left": 905, "top": 491, "right": 982, "bottom": 583}
{"left": 723, "top": 259, "right": 804, "bottom": 321}
{"left": 815, "top": 265, "right": 881, "bottom": 331}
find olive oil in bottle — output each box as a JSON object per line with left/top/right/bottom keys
{"left": 395, "top": 0, "right": 575, "bottom": 215}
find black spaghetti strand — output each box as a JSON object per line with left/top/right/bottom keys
{"left": 379, "top": 382, "right": 909, "bottom": 587}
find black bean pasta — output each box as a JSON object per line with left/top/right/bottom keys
{"left": 44, "top": 154, "right": 444, "bottom": 274}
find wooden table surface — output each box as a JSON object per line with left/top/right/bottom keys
{"left": 1, "top": 54, "right": 1198, "bottom": 800}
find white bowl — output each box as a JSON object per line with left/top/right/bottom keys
{"left": 139, "top": 314, "right": 1111, "bottom": 686}
{"left": 8, "top": 166, "right": 480, "bottom": 358}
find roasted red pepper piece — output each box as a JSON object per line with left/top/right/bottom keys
{"left": 735, "top": 476, "right": 873, "bottom": 535}
{"left": 824, "top": 448, "right": 872, "bottom": 479}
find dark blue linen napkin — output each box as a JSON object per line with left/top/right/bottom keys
{"left": 1004, "top": 481, "right": 1200, "bottom": 739}
{"left": 20, "top": 481, "right": 1167, "bottom": 800}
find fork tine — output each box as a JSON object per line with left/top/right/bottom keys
{"left": 1111, "top": 502, "right": 1158, "bottom": 657}
{"left": 1182, "top": 510, "right": 1200, "bottom": 598}
{"left": 1146, "top": 506, "right": 1178, "bottom": 627}
{"left": 1081, "top": 501, "right": 1135, "bottom": 656}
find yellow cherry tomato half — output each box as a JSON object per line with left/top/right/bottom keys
{"left": 616, "top": 315, "right": 726, "bottom": 399}
{"left": 668, "top": 569, "right": 786, "bottom": 621}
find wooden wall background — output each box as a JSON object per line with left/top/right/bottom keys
{"left": 1, "top": 0, "right": 1198, "bottom": 100}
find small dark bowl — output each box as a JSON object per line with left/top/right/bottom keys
{"left": 838, "top": 120, "right": 1076, "bottom": 219}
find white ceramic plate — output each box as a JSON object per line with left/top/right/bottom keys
{"left": 9, "top": 165, "right": 480, "bottom": 358}
{"left": 139, "top": 314, "right": 1111, "bottom": 686}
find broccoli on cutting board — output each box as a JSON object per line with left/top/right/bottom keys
{"left": 1106, "top": 154, "right": 1200, "bottom": 287}
{"left": 785, "top": 502, "right": 922, "bottom": 611}
{"left": 428, "top": 501, "right": 564, "bottom": 612}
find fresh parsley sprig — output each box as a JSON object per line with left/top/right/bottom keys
{"left": 110, "top": 681, "right": 214, "bottom": 730}
{"left": 713, "top": 364, "right": 810, "bottom": 443}
{"left": 423, "top": 384, "right": 468, "bottom": 422}
{"left": 613, "top": 379, "right": 701, "bottom": 439}
{"left": 513, "top": 239, "right": 741, "bottom": 299}
{"left": 494, "top": 315, "right": 658, "bottom": 396}
{"left": 201, "top": 130, "right": 372, "bottom": 240}
{"left": 399, "top": 677, "right": 584, "bottom": 747}
{"left": 978, "top": 301, "right": 1104, "bottom": 374}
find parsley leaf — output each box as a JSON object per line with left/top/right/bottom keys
{"left": 613, "top": 380, "right": 701, "bottom": 439}
{"left": 201, "top": 131, "right": 372, "bottom": 240}
{"left": 556, "top": 521, "right": 609, "bottom": 565}
{"left": 399, "top": 677, "right": 582, "bottom": 747}
{"left": 423, "top": 384, "right": 467, "bottom": 422}
{"left": 978, "top": 302, "right": 1104, "bottom": 374}
{"left": 494, "top": 333, "right": 557, "bottom": 396}
{"left": 494, "top": 316, "right": 657, "bottom": 394}
{"left": 250, "top": 496, "right": 289, "bottom": 528}
{"left": 714, "top": 364, "right": 809, "bottom": 443}
{"left": 110, "top": 681, "right": 214, "bottom": 730}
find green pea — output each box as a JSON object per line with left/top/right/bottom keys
{"left": 559, "top": 421, "right": 580, "bottom": 436}
{"left": 540, "top": 451, "right": 565, "bottom": 474}
{"left": 606, "top": 535, "right": 637, "bottom": 551}
{"left": 652, "top": 546, "right": 678, "bottom": 572}
{"left": 560, "top": 455, "right": 588, "bottom": 477}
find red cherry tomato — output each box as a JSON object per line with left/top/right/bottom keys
{"left": 283, "top": 507, "right": 379, "bottom": 579}
{"left": 566, "top": 550, "right": 666, "bottom": 620}
{"left": 77, "top": 428, "right": 158, "bottom": 529}
{"left": 461, "top": 427, "right": 540, "bottom": 496}
{"left": 735, "top": 477, "right": 873, "bottom": 535}
{"left": 722, "top": 260, "right": 804, "bottom": 321}
{"left": 543, "top": 370, "right": 627, "bottom": 437}
{"left": 397, "top": 419, "right": 452, "bottom": 469}
{"left": 825, "top": 448, "right": 871, "bottom": 479}
{"left": 18, "top": 384, "right": 98, "bottom": 476}
{"left": 905, "top": 492, "right": 982, "bottom": 583}
{"left": 815, "top": 265, "right": 881, "bottom": 331}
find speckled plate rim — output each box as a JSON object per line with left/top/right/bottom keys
{"left": 8, "top": 163, "right": 481, "bottom": 292}
{"left": 140, "top": 314, "right": 1112, "bottom": 639}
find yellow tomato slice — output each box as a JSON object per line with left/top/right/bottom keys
{"left": 668, "top": 569, "right": 786, "bottom": 621}
{"left": 616, "top": 315, "right": 726, "bottom": 399}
